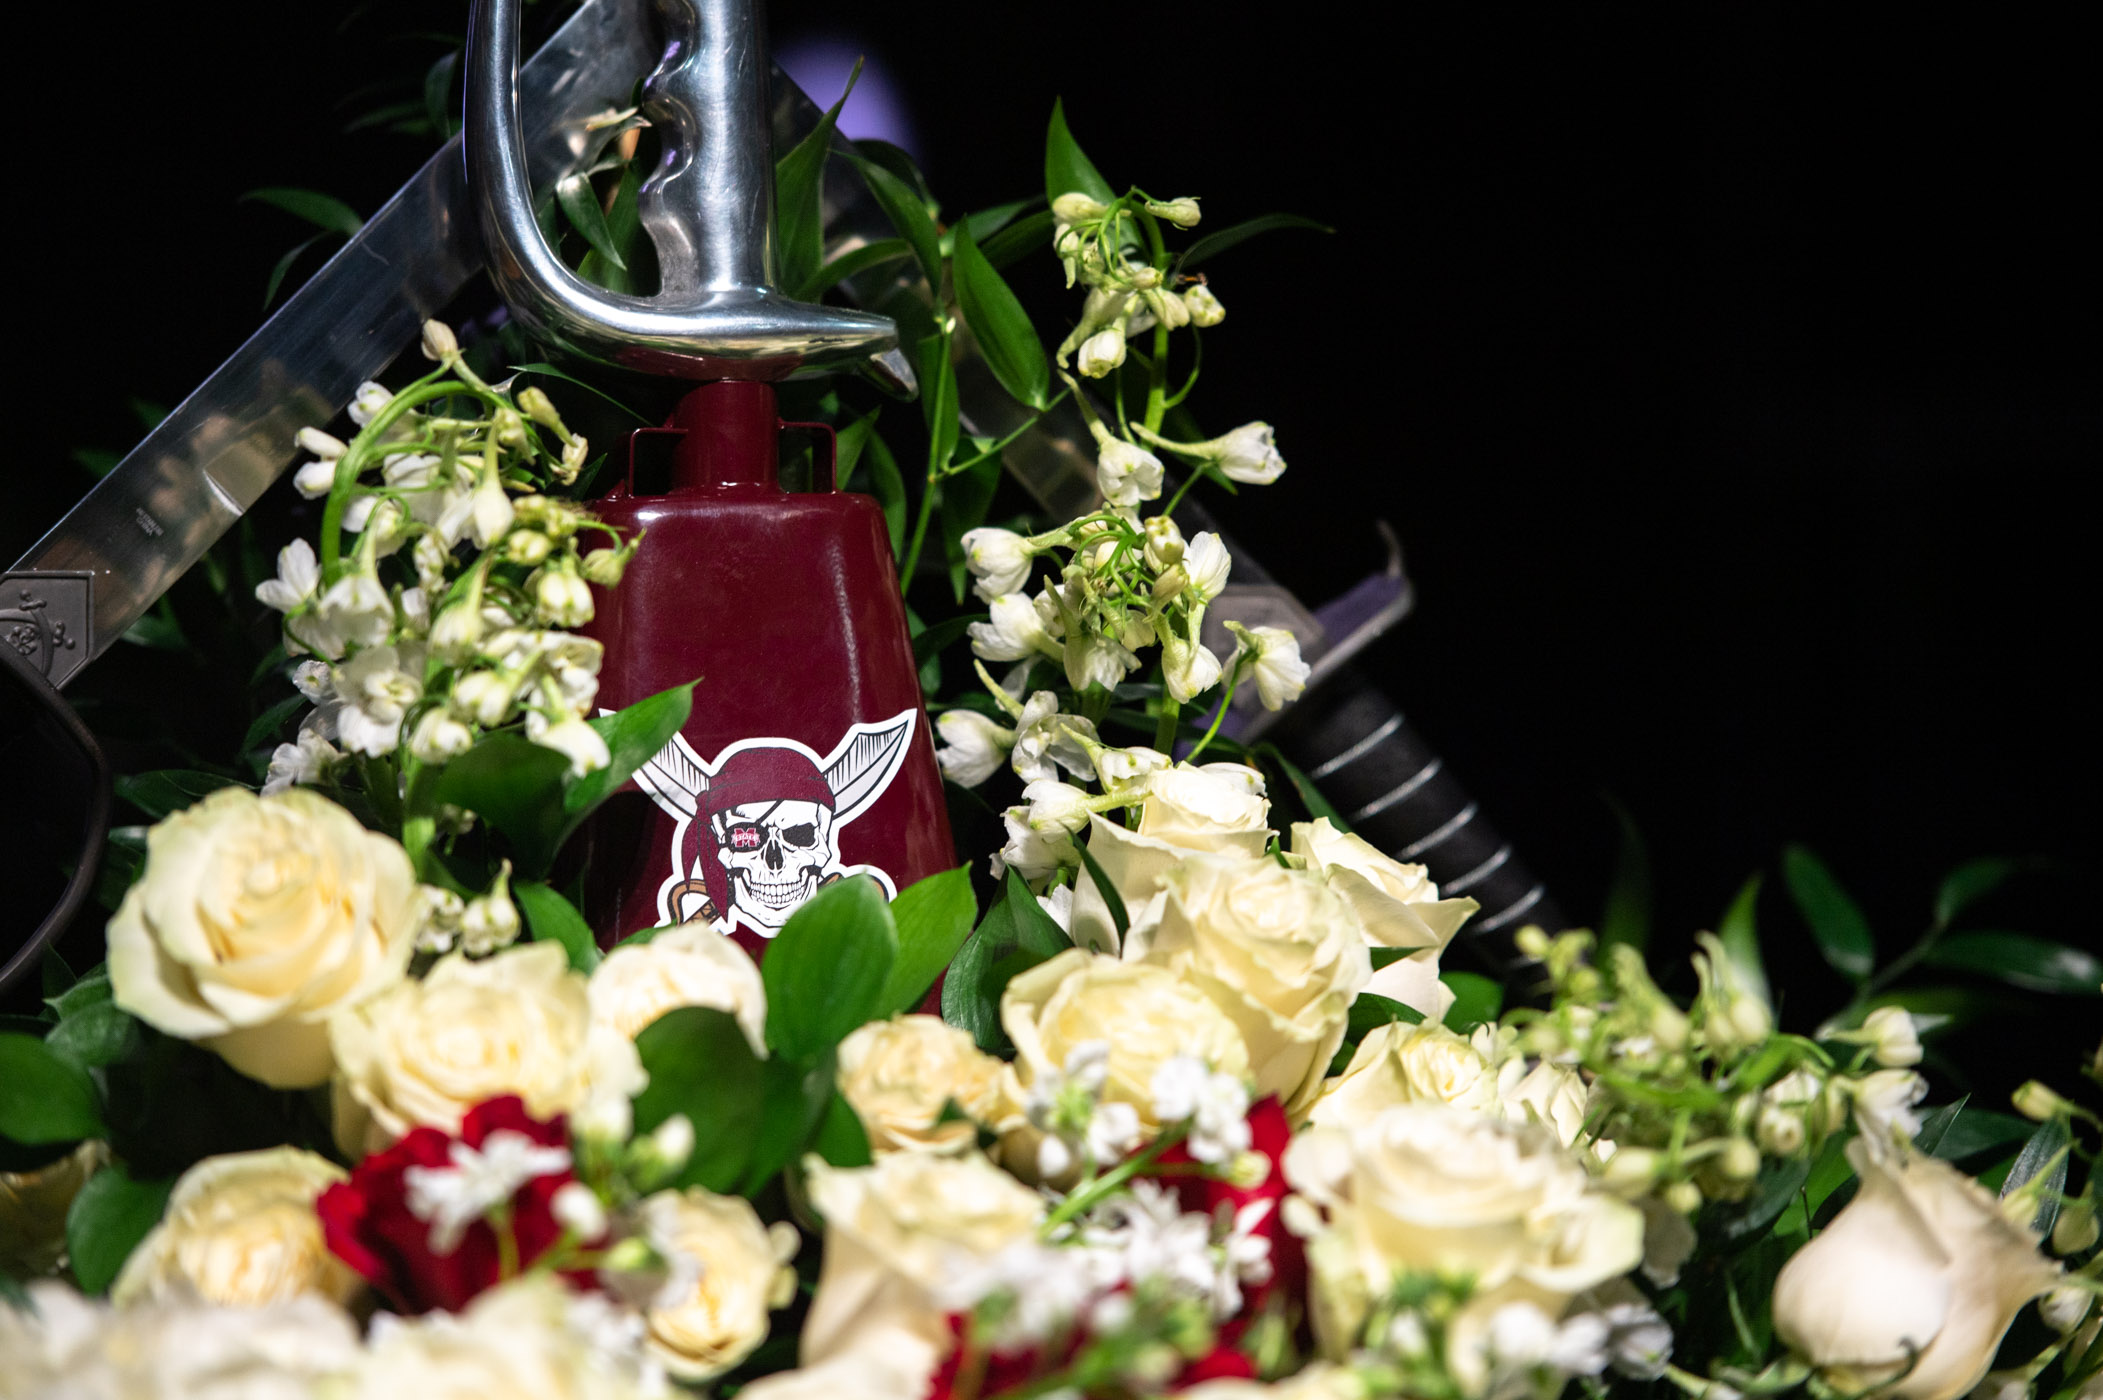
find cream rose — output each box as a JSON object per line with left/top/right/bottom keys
{"left": 1178, "top": 1363, "right": 1371, "bottom": 1399}
{"left": 1771, "top": 1139, "right": 2061, "bottom": 1400}
{"left": 108, "top": 787, "right": 420, "bottom": 1088}
{"left": 1070, "top": 762, "right": 1273, "bottom": 953}
{"left": 836, "top": 1015, "right": 1020, "bottom": 1155}
{"left": 1285, "top": 1104, "right": 1643, "bottom": 1383}
{"left": 344, "top": 1275, "right": 661, "bottom": 1400}
{"left": 787, "top": 1152, "right": 1046, "bottom": 1400}
{"left": 588, "top": 920, "right": 768, "bottom": 1055}
{"left": 1311, "top": 1020, "right": 1501, "bottom": 1125}
{"left": 1128, "top": 852, "right": 1369, "bottom": 1118}
{"left": 1, "top": 1140, "right": 105, "bottom": 1277}
{"left": 1291, "top": 819, "right": 1476, "bottom": 1021}
{"left": 112, "top": 1147, "right": 360, "bottom": 1309}
{"left": 642, "top": 1187, "right": 800, "bottom": 1381}
{"left": 330, "top": 942, "right": 644, "bottom": 1156}
{"left": 1002, "top": 948, "right": 1250, "bottom": 1135}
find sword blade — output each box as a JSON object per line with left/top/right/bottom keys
{"left": 7, "top": 0, "right": 657, "bottom": 688}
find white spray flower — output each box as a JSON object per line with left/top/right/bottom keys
{"left": 333, "top": 644, "right": 425, "bottom": 756}
{"left": 1064, "top": 633, "right": 1140, "bottom": 693}
{"left": 935, "top": 709, "right": 1016, "bottom": 787}
{"left": 1181, "top": 283, "right": 1225, "bottom": 327}
{"left": 1093, "top": 435, "right": 1165, "bottom": 507}
{"left": 292, "top": 459, "right": 337, "bottom": 498}
{"left": 349, "top": 380, "right": 394, "bottom": 427}
{"left": 1181, "top": 531, "right": 1231, "bottom": 603}
{"left": 407, "top": 709, "right": 473, "bottom": 764}
{"left": 255, "top": 539, "right": 322, "bottom": 615}
{"left": 1076, "top": 325, "right": 1128, "bottom": 378}
{"left": 1011, "top": 691, "right": 1098, "bottom": 783}
{"left": 962, "top": 527, "right": 1036, "bottom": 601}
{"left": 1150, "top": 1056, "right": 1252, "bottom": 1164}
{"left": 969, "top": 592, "right": 1061, "bottom": 663}
{"left": 526, "top": 710, "right": 611, "bottom": 777}
{"left": 262, "top": 729, "right": 341, "bottom": 795}
{"left": 1160, "top": 629, "right": 1223, "bottom": 704}
{"left": 1229, "top": 622, "right": 1310, "bottom": 710}
{"left": 402, "top": 1128, "right": 573, "bottom": 1253}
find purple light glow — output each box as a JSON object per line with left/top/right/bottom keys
{"left": 775, "top": 38, "right": 918, "bottom": 155}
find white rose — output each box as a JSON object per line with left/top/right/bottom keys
{"left": 0, "top": 1280, "right": 361, "bottom": 1400}
{"left": 1310, "top": 1021, "right": 1501, "bottom": 1127}
{"left": 1291, "top": 818, "right": 1476, "bottom": 1021}
{"left": 836, "top": 1015, "right": 1021, "bottom": 1155}
{"left": 1178, "top": 1363, "right": 1369, "bottom": 1399}
{"left": 1499, "top": 1058, "right": 1593, "bottom": 1148}
{"left": 793, "top": 1152, "right": 1045, "bottom": 1398}
{"left": 112, "top": 1147, "right": 359, "bottom": 1309}
{"left": 642, "top": 1188, "right": 800, "bottom": 1381}
{"left": 346, "top": 1275, "right": 660, "bottom": 1400}
{"left": 588, "top": 921, "right": 768, "bottom": 1057}
{"left": 330, "top": 943, "right": 643, "bottom": 1156}
{"left": 109, "top": 787, "right": 420, "bottom": 1089}
{"left": 1772, "top": 1139, "right": 2061, "bottom": 1400}
{"left": 1285, "top": 1104, "right": 1644, "bottom": 1381}
{"left": 1128, "top": 852, "right": 1371, "bottom": 1117}
{"left": 1069, "top": 764, "right": 1272, "bottom": 955}
{"left": 1001, "top": 948, "right": 1250, "bottom": 1137}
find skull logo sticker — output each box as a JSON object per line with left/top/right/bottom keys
{"left": 630, "top": 710, "right": 916, "bottom": 935}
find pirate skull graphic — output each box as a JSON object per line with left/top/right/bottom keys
{"left": 632, "top": 711, "right": 915, "bottom": 935}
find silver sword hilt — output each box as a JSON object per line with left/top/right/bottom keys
{"left": 467, "top": 0, "right": 911, "bottom": 388}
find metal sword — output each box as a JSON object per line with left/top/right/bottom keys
{"left": 6, "top": 0, "right": 1563, "bottom": 960}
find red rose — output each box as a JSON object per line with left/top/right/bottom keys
{"left": 1145, "top": 1096, "right": 1303, "bottom": 1317}
{"left": 317, "top": 1095, "right": 584, "bottom": 1313}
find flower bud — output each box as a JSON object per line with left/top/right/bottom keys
{"left": 429, "top": 601, "right": 485, "bottom": 660}
{"left": 1077, "top": 325, "right": 1127, "bottom": 378}
{"left": 452, "top": 669, "right": 517, "bottom": 728}
{"left": 1862, "top": 1005, "right": 1923, "bottom": 1068}
{"left": 493, "top": 407, "right": 528, "bottom": 450}
{"left": 2014, "top": 1080, "right": 2068, "bottom": 1122}
{"left": 1757, "top": 1103, "right": 1807, "bottom": 1156}
{"left": 1181, "top": 283, "right": 1225, "bottom": 327}
{"left": 1602, "top": 1147, "right": 1659, "bottom": 1195}
{"left": 2052, "top": 1197, "right": 2098, "bottom": 1254}
{"left": 581, "top": 546, "right": 630, "bottom": 587}
{"left": 408, "top": 709, "right": 474, "bottom": 764}
{"left": 349, "top": 381, "right": 394, "bottom": 427}
{"left": 460, "top": 864, "right": 521, "bottom": 956}
{"left": 1718, "top": 1137, "right": 1761, "bottom": 1182}
{"left": 533, "top": 564, "right": 595, "bottom": 628}
{"left": 296, "top": 426, "right": 347, "bottom": 460}
{"left": 503, "top": 529, "right": 553, "bottom": 566}
{"left": 552, "top": 1181, "right": 608, "bottom": 1241}
{"left": 1142, "top": 515, "right": 1185, "bottom": 569}
{"left": 1150, "top": 565, "right": 1188, "bottom": 603}
{"left": 420, "top": 318, "right": 459, "bottom": 361}
{"left": 2041, "top": 1282, "right": 2093, "bottom": 1334}
{"left": 1662, "top": 1180, "right": 1705, "bottom": 1214}
{"left": 516, "top": 385, "right": 565, "bottom": 431}
{"left": 1145, "top": 196, "right": 1202, "bottom": 228}
{"left": 1052, "top": 192, "right": 1108, "bottom": 223}
{"left": 292, "top": 460, "right": 337, "bottom": 498}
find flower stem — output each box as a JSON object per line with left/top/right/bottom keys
{"left": 1041, "top": 1126, "right": 1186, "bottom": 1233}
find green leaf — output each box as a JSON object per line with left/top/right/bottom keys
{"left": 1715, "top": 1157, "right": 1812, "bottom": 1243}
{"left": 240, "top": 693, "right": 308, "bottom": 756}
{"left": 1598, "top": 796, "right": 1651, "bottom": 952}
{"left": 240, "top": 187, "right": 362, "bottom": 236}
{"left": 557, "top": 172, "right": 629, "bottom": 272}
{"left": 979, "top": 210, "right": 1059, "bottom": 271}
{"left": 1931, "top": 1109, "right": 2035, "bottom": 1164}
{"left": 813, "top": 1092, "right": 873, "bottom": 1168}
{"left": 1074, "top": 842, "right": 1130, "bottom": 944}
{"left": 1176, "top": 212, "right": 1331, "bottom": 272}
{"left": 566, "top": 681, "right": 697, "bottom": 821}
{"left": 953, "top": 219, "right": 1049, "bottom": 410}
{"left": 631, "top": 1007, "right": 767, "bottom": 1193}
{"left": 114, "top": 769, "right": 242, "bottom": 821}
{"left": 515, "top": 881, "right": 600, "bottom": 973}
{"left": 776, "top": 59, "right": 861, "bottom": 296}
{"left": 1716, "top": 873, "right": 1773, "bottom": 1009}
{"left": 2001, "top": 1115, "right": 2072, "bottom": 1237}
{"left": 941, "top": 871, "right": 1071, "bottom": 1053}
{"left": 852, "top": 157, "right": 942, "bottom": 289}
{"left": 578, "top": 164, "right": 645, "bottom": 293}
{"left": 1782, "top": 844, "right": 1874, "bottom": 982}
{"left": 1441, "top": 972, "right": 1503, "bottom": 1031}
{"left": 1804, "top": 1129, "right": 1859, "bottom": 1217}
{"left": 261, "top": 233, "right": 327, "bottom": 309}
{"left": 763, "top": 876, "right": 898, "bottom": 1063}
{"left": 1924, "top": 932, "right": 2103, "bottom": 994}
{"left": 510, "top": 362, "right": 650, "bottom": 425}
{"left": 878, "top": 867, "right": 977, "bottom": 1016}
{"left": 1044, "top": 98, "right": 1115, "bottom": 207}
{"left": 1933, "top": 856, "right": 2024, "bottom": 930}
{"left": 45, "top": 1002, "right": 141, "bottom": 1071}
{"left": 794, "top": 237, "right": 913, "bottom": 302}
{"left": 422, "top": 47, "right": 459, "bottom": 137}
{"left": 67, "top": 1164, "right": 174, "bottom": 1295}
{"left": 911, "top": 617, "right": 977, "bottom": 666}
{"left": 1347, "top": 994, "right": 1424, "bottom": 1041}
{"left": 864, "top": 430, "right": 908, "bottom": 560}
{"left": 0, "top": 1033, "right": 103, "bottom": 1143}
{"left": 431, "top": 734, "right": 572, "bottom": 878}
{"left": 837, "top": 408, "right": 879, "bottom": 484}
{"left": 738, "top": 1055, "right": 837, "bottom": 1196}
{"left": 1256, "top": 744, "right": 1349, "bottom": 830}
{"left": 46, "top": 971, "right": 112, "bottom": 1020}
{"left": 852, "top": 139, "right": 935, "bottom": 210}
{"left": 1912, "top": 1098, "right": 1968, "bottom": 1156}
{"left": 120, "top": 598, "right": 188, "bottom": 651}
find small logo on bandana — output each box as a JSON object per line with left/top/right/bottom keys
{"left": 631, "top": 710, "right": 915, "bottom": 936}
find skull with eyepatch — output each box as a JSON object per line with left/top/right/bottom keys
{"left": 701, "top": 746, "right": 838, "bottom": 930}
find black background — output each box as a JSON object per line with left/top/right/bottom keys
{"left": 10, "top": 5, "right": 2096, "bottom": 1032}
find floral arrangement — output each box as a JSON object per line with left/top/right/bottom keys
{"left": 4, "top": 77, "right": 2101, "bottom": 1400}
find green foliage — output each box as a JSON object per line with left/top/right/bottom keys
{"left": 942, "top": 870, "right": 1073, "bottom": 1053}
{"left": 1598, "top": 796, "right": 1652, "bottom": 952}
{"left": 1044, "top": 98, "right": 1115, "bottom": 206}
{"left": 762, "top": 876, "right": 898, "bottom": 1064}
{"left": 2001, "top": 1115, "right": 2072, "bottom": 1236}
{"left": 1073, "top": 843, "right": 1129, "bottom": 946}
{"left": 515, "top": 880, "right": 600, "bottom": 973}
{"left": 1175, "top": 212, "right": 1331, "bottom": 271}
{"left": 556, "top": 169, "right": 630, "bottom": 271}
{"left": 0, "top": 1033, "right": 103, "bottom": 1145}
{"left": 1439, "top": 972, "right": 1502, "bottom": 1032}
{"left": 67, "top": 1165, "right": 174, "bottom": 1295}
{"left": 877, "top": 867, "right": 978, "bottom": 1016}
{"left": 1782, "top": 843, "right": 1874, "bottom": 982}
{"left": 775, "top": 62, "right": 860, "bottom": 296}
{"left": 1923, "top": 931, "right": 2102, "bottom": 994}
{"left": 114, "top": 769, "right": 243, "bottom": 821}
{"left": 1715, "top": 873, "right": 1773, "bottom": 1009}
{"left": 854, "top": 155, "right": 943, "bottom": 288}
{"left": 953, "top": 218, "right": 1050, "bottom": 410}
{"left": 630, "top": 1007, "right": 835, "bottom": 1197}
